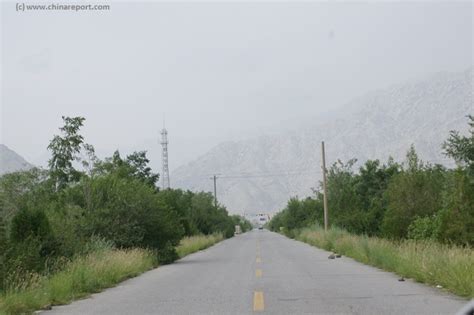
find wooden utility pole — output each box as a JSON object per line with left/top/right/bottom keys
{"left": 212, "top": 174, "right": 218, "bottom": 208}
{"left": 321, "top": 141, "right": 329, "bottom": 231}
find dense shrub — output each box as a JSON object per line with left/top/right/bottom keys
{"left": 0, "top": 215, "right": 6, "bottom": 290}
{"left": 381, "top": 148, "right": 445, "bottom": 239}
{"left": 437, "top": 170, "right": 474, "bottom": 244}
{"left": 6, "top": 209, "right": 58, "bottom": 274}
{"left": 230, "top": 215, "right": 253, "bottom": 232}
{"left": 269, "top": 116, "right": 473, "bottom": 246}
{"left": 0, "top": 116, "right": 248, "bottom": 294}
{"left": 10, "top": 209, "right": 53, "bottom": 245}
{"left": 407, "top": 215, "right": 441, "bottom": 240}
{"left": 156, "top": 242, "right": 179, "bottom": 265}
{"left": 78, "top": 174, "right": 183, "bottom": 250}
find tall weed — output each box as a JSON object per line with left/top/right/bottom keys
{"left": 296, "top": 227, "right": 473, "bottom": 298}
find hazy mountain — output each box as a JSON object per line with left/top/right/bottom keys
{"left": 172, "top": 68, "right": 473, "bottom": 214}
{"left": 0, "top": 144, "right": 33, "bottom": 175}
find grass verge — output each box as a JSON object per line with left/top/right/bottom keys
{"left": 176, "top": 233, "right": 224, "bottom": 258}
{"left": 294, "top": 226, "right": 473, "bottom": 298}
{"left": 0, "top": 234, "right": 226, "bottom": 315}
{"left": 0, "top": 248, "right": 155, "bottom": 315}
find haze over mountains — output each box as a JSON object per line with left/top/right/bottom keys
{"left": 172, "top": 68, "right": 473, "bottom": 214}
{"left": 0, "top": 144, "right": 33, "bottom": 175}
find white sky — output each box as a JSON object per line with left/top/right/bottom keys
{"left": 1, "top": 1, "right": 473, "bottom": 172}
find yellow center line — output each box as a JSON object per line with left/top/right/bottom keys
{"left": 253, "top": 291, "right": 265, "bottom": 312}
{"left": 256, "top": 257, "right": 261, "bottom": 263}
{"left": 255, "top": 269, "right": 262, "bottom": 278}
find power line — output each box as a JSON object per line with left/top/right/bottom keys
{"left": 191, "top": 158, "right": 457, "bottom": 182}
{"left": 219, "top": 170, "right": 322, "bottom": 179}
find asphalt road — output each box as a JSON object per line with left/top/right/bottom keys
{"left": 43, "top": 229, "right": 468, "bottom": 315}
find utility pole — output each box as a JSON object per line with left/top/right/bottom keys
{"left": 321, "top": 141, "right": 329, "bottom": 231}
{"left": 212, "top": 174, "right": 218, "bottom": 208}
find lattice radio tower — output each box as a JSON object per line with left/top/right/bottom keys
{"left": 160, "top": 123, "right": 170, "bottom": 190}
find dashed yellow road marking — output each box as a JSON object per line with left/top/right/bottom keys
{"left": 256, "top": 257, "right": 261, "bottom": 263}
{"left": 253, "top": 291, "right": 264, "bottom": 311}
{"left": 255, "top": 269, "right": 262, "bottom": 278}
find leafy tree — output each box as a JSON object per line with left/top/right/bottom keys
{"left": 95, "top": 150, "right": 159, "bottom": 189}
{"left": 0, "top": 215, "right": 6, "bottom": 290}
{"left": 325, "top": 159, "right": 365, "bottom": 233}
{"left": 7, "top": 208, "right": 58, "bottom": 272}
{"left": 157, "top": 189, "right": 197, "bottom": 236}
{"left": 81, "top": 143, "right": 100, "bottom": 176}
{"left": 46, "top": 203, "right": 88, "bottom": 258}
{"left": 443, "top": 115, "right": 474, "bottom": 177}
{"left": 10, "top": 209, "right": 53, "bottom": 245}
{"left": 48, "top": 116, "right": 86, "bottom": 190}
{"left": 437, "top": 169, "right": 474, "bottom": 245}
{"left": 381, "top": 146, "right": 445, "bottom": 239}
{"left": 354, "top": 159, "right": 400, "bottom": 235}
{"left": 267, "top": 197, "right": 322, "bottom": 235}
{"left": 0, "top": 168, "right": 51, "bottom": 222}
{"left": 188, "top": 192, "right": 235, "bottom": 237}
{"left": 438, "top": 115, "right": 474, "bottom": 244}
{"left": 126, "top": 151, "right": 159, "bottom": 188}
{"left": 230, "top": 215, "right": 253, "bottom": 232}
{"left": 268, "top": 210, "right": 286, "bottom": 232}
{"left": 80, "top": 173, "right": 183, "bottom": 250}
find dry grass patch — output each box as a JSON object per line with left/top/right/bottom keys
{"left": 0, "top": 248, "right": 155, "bottom": 315}
{"left": 296, "top": 227, "right": 473, "bottom": 298}
{"left": 176, "top": 233, "right": 224, "bottom": 258}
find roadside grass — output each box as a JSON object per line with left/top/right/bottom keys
{"left": 176, "top": 233, "right": 224, "bottom": 258}
{"left": 295, "top": 226, "right": 473, "bottom": 298}
{"left": 0, "top": 233, "right": 226, "bottom": 315}
{"left": 0, "top": 248, "right": 155, "bottom": 315}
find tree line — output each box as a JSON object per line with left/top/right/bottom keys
{"left": 0, "top": 117, "right": 251, "bottom": 290}
{"left": 269, "top": 116, "right": 473, "bottom": 245}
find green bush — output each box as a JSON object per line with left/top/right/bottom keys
{"left": 230, "top": 215, "right": 252, "bottom": 233}
{"left": 381, "top": 148, "right": 445, "bottom": 239}
{"left": 407, "top": 215, "right": 441, "bottom": 241}
{"left": 10, "top": 209, "right": 52, "bottom": 245}
{"left": 0, "top": 116, "right": 245, "bottom": 311}
{"left": 156, "top": 242, "right": 179, "bottom": 265}
{"left": 0, "top": 215, "right": 6, "bottom": 291}
{"left": 437, "top": 170, "right": 474, "bottom": 245}
{"left": 77, "top": 174, "right": 184, "bottom": 250}
{"left": 6, "top": 209, "right": 58, "bottom": 275}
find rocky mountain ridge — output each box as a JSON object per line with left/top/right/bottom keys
{"left": 0, "top": 144, "right": 33, "bottom": 175}
{"left": 172, "top": 68, "right": 473, "bottom": 214}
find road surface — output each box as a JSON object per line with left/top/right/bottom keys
{"left": 43, "top": 229, "right": 468, "bottom": 314}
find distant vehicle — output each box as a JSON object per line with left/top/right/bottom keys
{"left": 257, "top": 214, "right": 267, "bottom": 230}
{"left": 234, "top": 225, "right": 242, "bottom": 235}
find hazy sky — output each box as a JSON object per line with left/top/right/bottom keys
{"left": 1, "top": 1, "right": 472, "bottom": 173}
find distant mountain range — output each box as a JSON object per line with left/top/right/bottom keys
{"left": 172, "top": 68, "right": 473, "bottom": 214}
{"left": 0, "top": 144, "right": 33, "bottom": 175}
